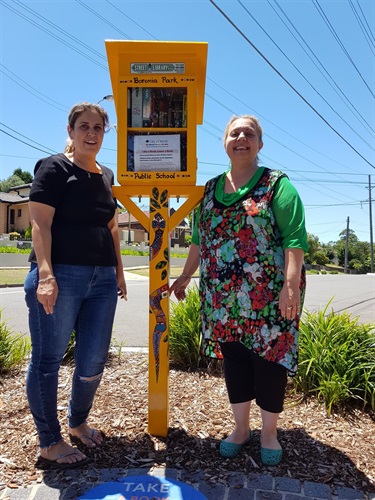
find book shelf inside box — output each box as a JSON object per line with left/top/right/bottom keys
{"left": 128, "top": 87, "right": 187, "bottom": 129}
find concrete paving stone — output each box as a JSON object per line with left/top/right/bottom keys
{"left": 198, "top": 481, "right": 226, "bottom": 499}
{"left": 284, "top": 495, "right": 314, "bottom": 500}
{"left": 60, "top": 483, "right": 89, "bottom": 500}
{"left": 0, "top": 488, "right": 30, "bottom": 500}
{"left": 255, "top": 490, "right": 283, "bottom": 499}
{"left": 274, "top": 476, "right": 302, "bottom": 493}
{"left": 225, "top": 486, "right": 255, "bottom": 499}
{"left": 335, "top": 486, "right": 365, "bottom": 499}
{"left": 247, "top": 473, "right": 274, "bottom": 491}
{"left": 96, "top": 467, "right": 128, "bottom": 482}
{"left": 303, "top": 481, "right": 332, "bottom": 499}
{"left": 30, "top": 485, "right": 62, "bottom": 500}
{"left": 227, "top": 472, "right": 246, "bottom": 487}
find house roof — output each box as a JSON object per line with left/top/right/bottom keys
{"left": 7, "top": 183, "right": 32, "bottom": 193}
{"left": 118, "top": 208, "right": 189, "bottom": 228}
{"left": 0, "top": 192, "right": 29, "bottom": 203}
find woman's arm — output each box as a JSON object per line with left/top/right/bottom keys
{"left": 108, "top": 213, "right": 127, "bottom": 300}
{"left": 279, "top": 248, "right": 304, "bottom": 319}
{"left": 169, "top": 242, "right": 200, "bottom": 300}
{"left": 29, "top": 201, "right": 58, "bottom": 315}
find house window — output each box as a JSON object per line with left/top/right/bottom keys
{"left": 17, "top": 209, "right": 22, "bottom": 217}
{"left": 172, "top": 228, "right": 179, "bottom": 239}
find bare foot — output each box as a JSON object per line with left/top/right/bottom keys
{"left": 69, "top": 422, "right": 104, "bottom": 448}
{"left": 40, "top": 440, "right": 87, "bottom": 465}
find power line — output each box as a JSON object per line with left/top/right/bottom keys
{"left": 312, "top": 0, "right": 375, "bottom": 99}
{"left": 0, "top": 122, "right": 57, "bottom": 154}
{"left": 355, "top": 0, "right": 375, "bottom": 45}
{"left": 75, "top": 0, "right": 132, "bottom": 39}
{"left": 348, "top": 0, "right": 375, "bottom": 54}
{"left": 268, "top": 0, "right": 374, "bottom": 135}
{"left": 0, "top": 65, "right": 68, "bottom": 112}
{"left": 209, "top": 0, "right": 375, "bottom": 169}
{"left": 11, "top": 0, "right": 108, "bottom": 62}
{"left": 0, "top": 128, "right": 56, "bottom": 156}
{"left": 236, "top": 0, "right": 374, "bottom": 149}
{"left": 2, "top": 0, "right": 108, "bottom": 70}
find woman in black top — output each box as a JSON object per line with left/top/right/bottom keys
{"left": 24, "top": 102, "right": 127, "bottom": 468}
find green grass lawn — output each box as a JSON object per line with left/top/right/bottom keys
{"left": 0, "top": 267, "right": 201, "bottom": 286}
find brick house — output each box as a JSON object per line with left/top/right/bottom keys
{"left": 117, "top": 208, "right": 191, "bottom": 247}
{"left": 0, "top": 183, "right": 31, "bottom": 234}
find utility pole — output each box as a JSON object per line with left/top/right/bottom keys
{"left": 344, "top": 216, "right": 349, "bottom": 274}
{"left": 368, "top": 175, "right": 374, "bottom": 273}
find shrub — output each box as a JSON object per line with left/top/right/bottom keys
{"left": 25, "top": 226, "right": 32, "bottom": 240}
{"left": 169, "top": 284, "right": 202, "bottom": 370}
{"left": 169, "top": 285, "right": 223, "bottom": 374}
{"left": 9, "top": 232, "right": 21, "bottom": 241}
{"left": 0, "top": 246, "right": 30, "bottom": 254}
{"left": 0, "top": 312, "right": 30, "bottom": 374}
{"left": 295, "top": 301, "right": 375, "bottom": 415}
{"left": 62, "top": 331, "right": 76, "bottom": 365}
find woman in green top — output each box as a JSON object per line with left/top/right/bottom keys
{"left": 170, "top": 115, "right": 308, "bottom": 466}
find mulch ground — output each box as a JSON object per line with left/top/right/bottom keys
{"left": 0, "top": 351, "right": 374, "bottom": 496}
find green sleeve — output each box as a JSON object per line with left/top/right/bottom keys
{"left": 191, "top": 206, "right": 201, "bottom": 245}
{"left": 272, "top": 176, "right": 308, "bottom": 251}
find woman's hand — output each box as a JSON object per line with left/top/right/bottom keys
{"left": 37, "top": 276, "right": 58, "bottom": 315}
{"left": 117, "top": 275, "right": 127, "bottom": 300}
{"left": 279, "top": 281, "right": 300, "bottom": 319}
{"left": 169, "top": 274, "right": 191, "bottom": 301}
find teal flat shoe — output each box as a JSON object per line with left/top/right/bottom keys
{"left": 219, "top": 430, "right": 252, "bottom": 458}
{"left": 261, "top": 446, "right": 283, "bottom": 465}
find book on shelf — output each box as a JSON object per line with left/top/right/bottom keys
{"left": 131, "top": 88, "right": 142, "bottom": 127}
{"left": 129, "top": 87, "right": 187, "bottom": 128}
{"left": 182, "top": 94, "right": 187, "bottom": 127}
{"left": 142, "top": 88, "right": 152, "bottom": 127}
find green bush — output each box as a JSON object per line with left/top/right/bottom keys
{"left": 62, "top": 331, "right": 76, "bottom": 365}
{"left": 307, "top": 269, "right": 320, "bottom": 274}
{"left": 169, "top": 284, "right": 202, "bottom": 370}
{"left": 0, "top": 312, "right": 30, "bottom": 375}
{"left": 25, "top": 226, "right": 32, "bottom": 240}
{"left": 9, "top": 232, "right": 21, "bottom": 241}
{"left": 0, "top": 246, "right": 30, "bottom": 254}
{"left": 295, "top": 301, "right": 375, "bottom": 415}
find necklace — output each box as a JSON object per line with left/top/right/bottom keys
{"left": 69, "top": 154, "right": 101, "bottom": 177}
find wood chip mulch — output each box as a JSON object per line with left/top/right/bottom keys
{"left": 0, "top": 352, "right": 374, "bottom": 496}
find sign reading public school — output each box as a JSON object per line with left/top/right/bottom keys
{"left": 78, "top": 474, "right": 207, "bottom": 500}
{"left": 131, "top": 63, "right": 185, "bottom": 74}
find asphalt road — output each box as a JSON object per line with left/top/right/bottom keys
{"left": 0, "top": 273, "right": 374, "bottom": 347}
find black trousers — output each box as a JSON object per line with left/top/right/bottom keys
{"left": 220, "top": 341, "right": 288, "bottom": 414}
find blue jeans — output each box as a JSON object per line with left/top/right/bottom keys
{"left": 24, "top": 263, "right": 118, "bottom": 448}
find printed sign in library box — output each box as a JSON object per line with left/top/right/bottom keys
{"left": 134, "top": 135, "right": 181, "bottom": 172}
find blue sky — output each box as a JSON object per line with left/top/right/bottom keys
{"left": 1, "top": 0, "right": 374, "bottom": 244}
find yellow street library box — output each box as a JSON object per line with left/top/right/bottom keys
{"left": 105, "top": 40, "right": 208, "bottom": 186}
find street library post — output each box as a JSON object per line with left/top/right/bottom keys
{"left": 105, "top": 40, "right": 207, "bottom": 437}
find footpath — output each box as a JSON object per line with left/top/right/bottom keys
{"left": 1, "top": 464, "right": 371, "bottom": 500}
